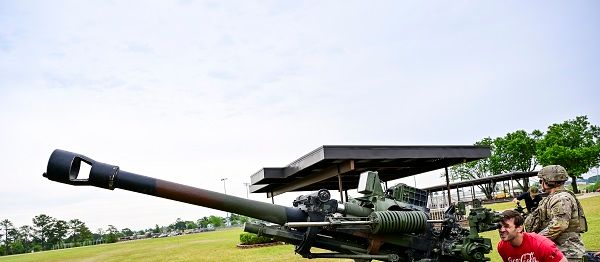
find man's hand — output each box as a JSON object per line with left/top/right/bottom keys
{"left": 512, "top": 198, "right": 519, "bottom": 204}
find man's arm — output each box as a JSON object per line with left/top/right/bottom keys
{"left": 538, "top": 194, "right": 572, "bottom": 240}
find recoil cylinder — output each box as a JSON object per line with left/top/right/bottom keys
{"left": 369, "top": 211, "right": 427, "bottom": 234}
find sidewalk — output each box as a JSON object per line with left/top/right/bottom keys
{"left": 578, "top": 192, "right": 600, "bottom": 199}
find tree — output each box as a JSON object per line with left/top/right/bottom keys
{"left": 48, "top": 220, "right": 68, "bottom": 247}
{"left": 450, "top": 160, "right": 496, "bottom": 200}
{"left": 586, "top": 180, "right": 600, "bottom": 192}
{"left": 537, "top": 116, "right": 600, "bottom": 193}
{"left": 185, "top": 221, "right": 197, "bottom": 229}
{"left": 228, "top": 214, "right": 249, "bottom": 225}
{"left": 492, "top": 129, "right": 543, "bottom": 190}
{"left": 78, "top": 225, "right": 92, "bottom": 244}
{"left": 94, "top": 228, "right": 104, "bottom": 242}
{"left": 173, "top": 218, "right": 186, "bottom": 231}
{"left": 197, "top": 217, "right": 210, "bottom": 228}
{"left": 105, "top": 225, "right": 119, "bottom": 243}
{"left": 8, "top": 240, "right": 25, "bottom": 255}
{"left": 229, "top": 214, "right": 240, "bottom": 225}
{"left": 0, "top": 219, "right": 14, "bottom": 255}
{"left": 17, "top": 225, "right": 33, "bottom": 253}
{"left": 67, "top": 219, "right": 92, "bottom": 244}
{"left": 32, "top": 214, "right": 55, "bottom": 250}
{"left": 238, "top": 215, "right": 249, "bottom": 224}
{"left": 121, "top": 228, "right": 134, "bottom": 237}
{"left": 6, "top": 227, "right": 27, "bottom": 254}
{"left": 207, "top": 215, "right": 224, "bottom": 228}
{"left": 449, "top": 138, "right": 497, "bottom": 199}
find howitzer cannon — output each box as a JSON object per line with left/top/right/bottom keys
{"left": 43, "top": 149, "right": 501, "bottom": 262}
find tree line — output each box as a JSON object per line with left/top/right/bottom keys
{"left": 0, "top": 215, "right": 93, "bottom": 256}
{"left": 450, "top": 115, "right": 600, "bottom": 198}
{"left": 3, "top": 115, "right": 597, "bottom": 255}
{"left": 0, "top": 213, "right": 248, "bottom": 256}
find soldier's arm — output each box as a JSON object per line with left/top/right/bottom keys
{"left": 539, "top": 195, "right": 572, "bottom": 240}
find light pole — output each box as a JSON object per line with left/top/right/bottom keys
{"left": 221, "top": 178, "right": 228, "bottom": 194}
{"left": 221, "top": 178, "right": 228, "bottom": 220}
{"left": 243, "top": 182, "right": 249, "bottom": 199}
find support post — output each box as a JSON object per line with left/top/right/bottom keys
{"left": 510, "top": 176, "right": 514, "bottom": 197}
{"left": 427, "top": 191, "right": 432, "bottom": 208}
{"left": 445, "top": 167, "right": 452, "bottom": 205}
{"left": 337, "top": 171, "right": 344, "bottom": 203}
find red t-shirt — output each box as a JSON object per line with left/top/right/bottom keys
{"left": 497, "top": 232, "right": 564, "bottom": 262}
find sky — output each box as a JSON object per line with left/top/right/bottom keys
{"left": 1, "top": 1, "right": 599, "bottom": 232}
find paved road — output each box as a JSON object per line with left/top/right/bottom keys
{"left": 578, "top": 192, "right": 600, "bottom": 199}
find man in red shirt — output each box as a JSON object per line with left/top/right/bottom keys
{"left": 498, "top": 210, "right": 566, "bottom": 262}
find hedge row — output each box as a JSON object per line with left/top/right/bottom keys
{"left": 239, "top": 233, "right": 274, "bottom": 245}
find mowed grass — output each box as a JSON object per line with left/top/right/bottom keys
{"left": 481, "top": 194, "right": 600, "bottom": 262}
{"left": 2, "top": 195, "right": 599, "bottom": 262}
{"left": 0, "top": 228, "right": 348, "bottom": 262}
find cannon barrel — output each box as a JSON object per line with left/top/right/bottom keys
{"left": 43, "top": 149, "right": 307, "bottom": 225}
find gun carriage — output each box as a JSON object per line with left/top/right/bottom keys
{"left": 43, "top": 146, "right": 503, "bottom": 262}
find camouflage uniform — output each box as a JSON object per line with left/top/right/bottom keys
{"left": 536, "top": 189, "right": 586, "bottom": 261}
{"left": 525, "top": 165, "right": 586, "bottom": 262}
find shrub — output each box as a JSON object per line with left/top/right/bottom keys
{"left": 239, "top": 232, "right": 274, "bottom": 245}
{"left": 586, "top": 180, "right": 600, "bottom": 192}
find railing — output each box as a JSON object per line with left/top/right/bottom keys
{"left": 429, "top": 208, "right": 446, "bottom": 221}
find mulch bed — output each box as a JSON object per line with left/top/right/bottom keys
{"left": 236, "top": 242, "right": 285, "bottom": 249}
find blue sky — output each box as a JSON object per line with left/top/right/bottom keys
{"left": 1, "top": 1, "right": 598, "bottom": 231}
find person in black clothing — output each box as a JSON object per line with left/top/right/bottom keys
{"left": 512, "top": 186, "right": 542, "bottom": 213}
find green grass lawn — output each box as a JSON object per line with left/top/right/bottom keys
{"left": 0, "top": 229, "right": 348, "bottom": 262}
{"left": 2, "top": 195, "right": 598, "bottom": 262}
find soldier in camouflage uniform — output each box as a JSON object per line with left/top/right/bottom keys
{"left": 524, "top": 165, "right": 587, "bottom": 262}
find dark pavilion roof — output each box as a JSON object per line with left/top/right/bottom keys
{"left": 248, "top": 145, "right": 491, "bottom": 197}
